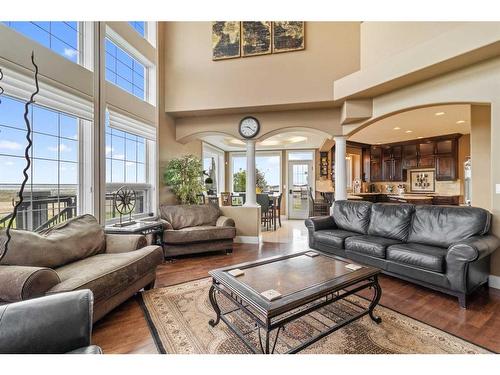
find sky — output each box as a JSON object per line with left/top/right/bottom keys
{"left": 232, "top": 155, "right": 281, "bottom": 188}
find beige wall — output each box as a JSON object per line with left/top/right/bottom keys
{"left": 470, "top": 105, "right": 492, "bottom": 210}
{"left": 176, "top": 107, "right": 341, "bottom": 143}
{"left": 220, "top": 206, "right": 261, "bottom": 240}
{"left": 157, "top": 22, "right": 202, "bottom": 205}
{"left": 360, "top": 22, "right": 463, "bottom": 69}
{"left": 163, "top": 22, "right": 360, "bottom": 114}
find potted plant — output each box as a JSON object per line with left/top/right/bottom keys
{"left": 163, "top": 154, "right": 205, "bottom": 204}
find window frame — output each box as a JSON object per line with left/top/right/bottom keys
{"left": 229, "top": 150, "right": 282, "bottom": 193}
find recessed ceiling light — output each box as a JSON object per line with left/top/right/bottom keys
{"left": 405, "top": 130, "right": 413, "bottom": 133}
{"left": 435, "top": 112, "right": 445, "bottom": 116}
{"left": 456, "top": 120, "right": 466, "bottom": 124}
{"left": 417, "top": 136, "right": 423, "bottom": 139}
{"left": 393, "top": 127, "right": 401, "bottom": 130}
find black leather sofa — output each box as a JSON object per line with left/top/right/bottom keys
{"left": 305, "top": 200, "right": 500, "bottom": 308}
{"left": 0, "top": 290, "right": 102, "bottom": 354}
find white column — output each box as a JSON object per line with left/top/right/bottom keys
{"left": 244, "top": 139, "right": 258, "bottom": 207}
{"left": 334, "top": 136, "right": 348, "bottom": 201}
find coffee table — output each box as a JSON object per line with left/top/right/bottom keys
{"left": 208, "top": 251, "right": 382, "bottom": 354}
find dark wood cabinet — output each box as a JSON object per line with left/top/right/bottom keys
{"left": 435, "top": 139, "right": 458, "bottom": 180}
{"left": 381, "top": 145, "right": 405, "bottom": 181}
{"left": 370, "top": 146, "right": 383, "bottom": 182}
{"left": 402, "top": 144, "right": 418, "bottom": 169}
{"left": 367, "top": 134, "right": 460, "bottom": 183}
{"left": 417, "top": 141, "right": 435, "bottom": 168}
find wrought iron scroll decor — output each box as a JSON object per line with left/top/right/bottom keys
{"left": 0, "top": 52, "right": 39, "bottom": 262}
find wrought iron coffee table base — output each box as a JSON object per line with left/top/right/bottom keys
{"left": 208, "top": 276, "right": 382, "bottom": 354}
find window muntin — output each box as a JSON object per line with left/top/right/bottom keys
{"left": 230, "top": 153, "right": 281, "bottom": 193}
{"left": 0, "top": 96, "right": 80, "bottom": 231}
{"left": 2, "top": 22, "right": 80, "bottom": 64}
{"left": 105, "top": 119, "right": 150, "bottom": 221}
{"left": 129, "top": 22, "right": 146, "bottom": 37}
{"left": 105, "top": 38, "right": 146, "bottom": 100}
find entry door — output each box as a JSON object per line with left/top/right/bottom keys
{"left": 288, "top": 160, "right": 313, "bottom": 219}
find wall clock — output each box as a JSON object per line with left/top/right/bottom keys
{"left": 239, "top": 116, "right": 260, "bottom": 139}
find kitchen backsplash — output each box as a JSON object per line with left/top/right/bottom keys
{"left": 369, "top": 168, "right": 462, "bottom": 195}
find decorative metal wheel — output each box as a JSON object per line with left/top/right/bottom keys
{"left": 114, "top": 186, "right": 137, "bottom": 216}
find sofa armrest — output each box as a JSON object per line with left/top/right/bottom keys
{"left": 105, "top": 234, "right": 148, "bottom": 254}
{"left": 216, "top": 215, "right": 235, "bottom": 227}
{"left": 0, "top": 290, "right": 96, "bottom": 354}
{"left": 304, "top": 216, "right": 336, "bottom": 232}
{"left": 158, "top": 218, "right": 173, "bottom": 230}
{"left": 0, "top": 265, "right": 60, "bottom": 303}
{"left": 447, "top": 235, "right": 500, "bottom": 263}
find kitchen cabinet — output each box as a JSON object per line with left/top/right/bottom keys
{"left": 367, "top": 134, "right": 460, "bottom": 182}
{"left": 402, "top": 144, "right": 418, "bottom": 169}
{"left": 432, "top": 195, "right": 460, "bottom": 205}
{"left": 381, "top": 145, "right": 406, "bottom": 182}
{"left": 370, "top": 146, "right": 383, "bottom": 182}
{"left": 417, "top": 141, "right": 435, "bottom": 168}
{"left": 435, "top": 139, "right": 458, "bottom": 181}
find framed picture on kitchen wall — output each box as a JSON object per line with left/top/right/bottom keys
{"left": 273, "top": 21, "right": 305, "bottom": 53}
{"left": 241, "top": 21, "right": 272, "bottom": 57}
{"left": 212, "top": 21, "right": 241, "bottom": 60}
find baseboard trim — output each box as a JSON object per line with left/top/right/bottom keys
{"left": 489, "top": 275, "right": 500, "bottom": 290}
{"left": 234, "top": 235, "right": 260, "bottom": 244}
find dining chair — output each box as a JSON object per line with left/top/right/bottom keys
{"left": 257, "top": 193, "right": 274, "bottom": 230}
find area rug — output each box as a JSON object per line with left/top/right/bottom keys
{"left": 139, "top": 278, "right": 491, "bottom": 354}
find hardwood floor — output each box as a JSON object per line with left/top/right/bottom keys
{"left": 93, "top": 220, "right": 500, "bottom": 354}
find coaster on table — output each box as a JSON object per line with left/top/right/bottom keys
{"left": 228, "top": 268, "right": 245, "bottom": 277}
{"left": 261, "top": 289, "right": 282, "bottom": 301}
{"left": 304, "top": 251, "right": 319, "bottom": 257}
{"left": 345, "top": 263, "right": 362, "bottom": 271}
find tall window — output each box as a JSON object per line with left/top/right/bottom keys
{"left": 105, "top": 38, "right": 146, "bottom": 100}
{"left": 105, "top": 117, "right": 150, "bottom": 221}
{"left": 129, "top": 22, "right": 146, "bottom": 37}
{"left": 0, "top": 96, "right": 80, "bottom": 231}
{"left": 2, "top": 22, "right": 80, "bottom": 63}
{"left": 202, "top": 143, "right": 225, "bottom": 195}
{"left": 230, "top": 152, "right": 281, "bottom": 193}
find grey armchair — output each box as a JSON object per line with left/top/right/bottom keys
{"left": 0, "top": 289, "right": 102, "bottom": 354}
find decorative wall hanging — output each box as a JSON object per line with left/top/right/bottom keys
{"left": 273, "top": 21, "right": 305, "bottom": 53}
{"left": 212, "top": 21, "right": 241, "bottom": 60}
{"left": 241, "top": 21, "right": 272, "bottom": 57}
{"left": 410, "top": 169, "right": 436, "bottom": 193}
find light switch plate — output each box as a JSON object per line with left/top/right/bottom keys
{"left": 496, "top": 184, "right": 500, "bottom": 194}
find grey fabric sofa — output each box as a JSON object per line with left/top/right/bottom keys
{"left": 0, "top": 215, "right": 164, "bottom": 321}
{"left": 159, "top": 203, "right": 236, "bottom": 257}
{"left": 0, "top": 290, "right": 101, "bottom": 354}
{"left": 305, "top": 200, "right": 500, "bottom": 308}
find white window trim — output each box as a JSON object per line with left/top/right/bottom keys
{"left": 229, "top": 150, "right": 282, "bottom": 193}
{"left": 105, "top": 26, "right": 156, "bottom": 105}
{"left": 202, "top": 142, "right": 225, "bottom": 194}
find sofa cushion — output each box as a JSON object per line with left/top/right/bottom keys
{"left": 332, "top": 200, "right": 372, "bottom": 234}
{"left": 313, "top": 229, "right": 361, "bottom": 249}
{"left": 159, "top": 204, "right": 221, "bottom": 230}
{"left": 48, "top": 245, "right": 163, "bottom": 302}
{"left": 386, "top": 243, "right": 448, "bottom": 273}
{"left": 163, "top": 226, "right": 236, "bottom": 244}
{"left": 0, "top": 215, "right": 105, "bottom": 268}
{"left": 345, "top": 235, "right": 402, "bottom": 259}
{"left": 367, "top": 203, "right": 414, "bottom": 241}
{"left": 408, "top": 205, "right": 491, "bottom": 248}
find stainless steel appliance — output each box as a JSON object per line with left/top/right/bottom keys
{"left": 464, "top": 157, "right": 472, "bottom": 206}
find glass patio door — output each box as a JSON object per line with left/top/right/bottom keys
{"left": 287, "top": 160, "right": 313, "bottom": 219}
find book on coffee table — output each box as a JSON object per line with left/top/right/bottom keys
{"left": 345, "top": 263, "right": 362, "bottom": 271}
{"left": 261, "top": 289, "right": 282, "bottom": 301}
{"left": 228, "top": 268, "right": 245, "bottom": 277}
